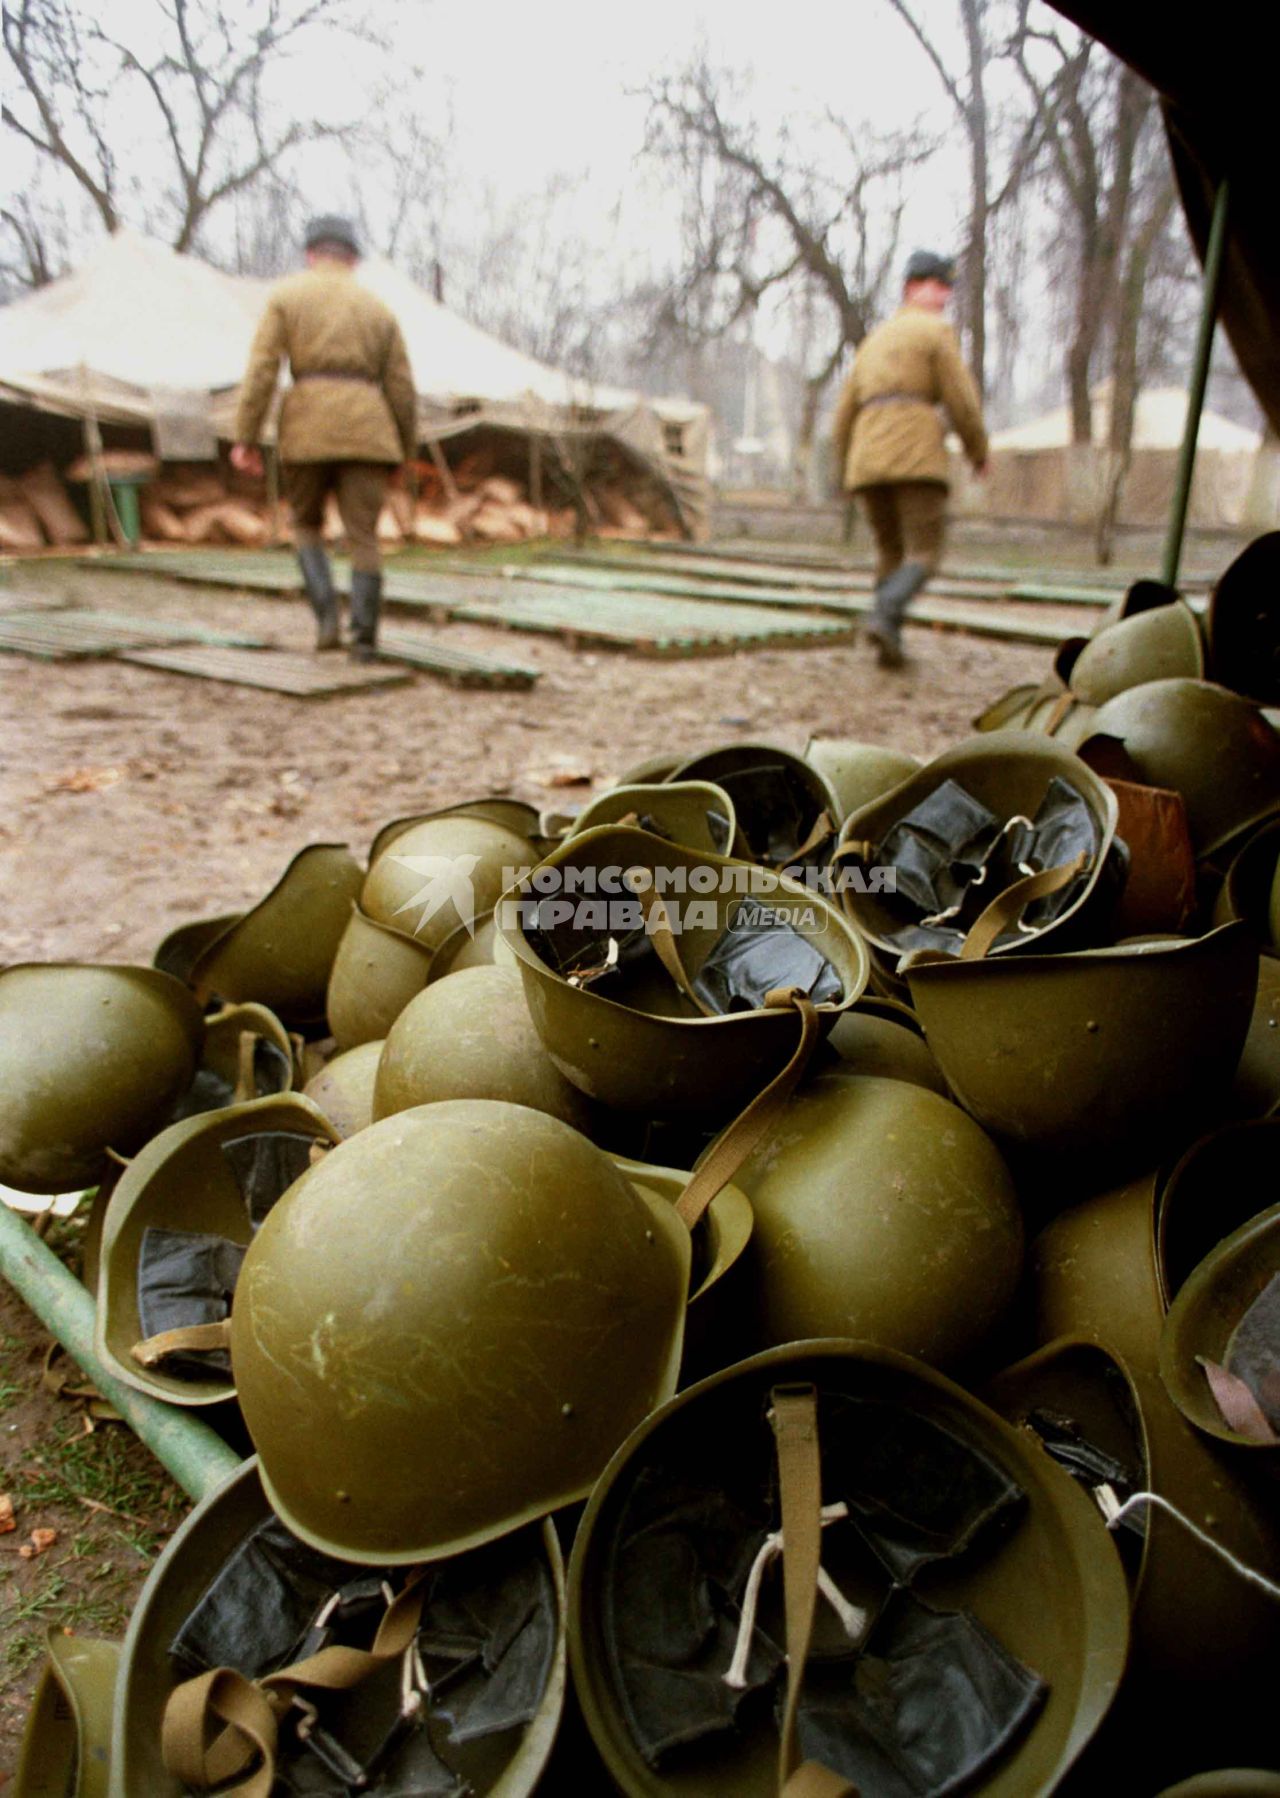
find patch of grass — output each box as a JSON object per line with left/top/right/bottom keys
{"left": 12, "top": 1420, "right": 183, "bottom": 1526}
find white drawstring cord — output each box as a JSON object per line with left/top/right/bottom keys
{"left": 1094, "top": 1484, "right": 1280, "bottom": 1603}
{"left": 723, "top": 1502, "right": 869, "bottom": 1690}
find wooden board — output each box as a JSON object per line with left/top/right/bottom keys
{"left": 0, "top": 606, "right": 263, "bottom": 659}
{"left": 443, "top": 589, "right": 857, "bottom": 654}
{"left": 376, "top": 630, "right": 539, "bottom": 688}
{"left": 117, "top": 645, "right": 411, "bottom": 696}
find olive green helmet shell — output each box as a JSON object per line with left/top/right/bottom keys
{"left": 231, "top": 1101, "right": 690, "bottom": 1563}
{"left": 14, "top": 1628, "right": 118, "bottom": 1798}
{"left": 825, "top": 997, "right": 949, "bottom": 1095}
{"left": 183, "top": 1001, "right": 295, "bottom": 1109}
{"left": 838, "top": 732, "right": 1121, "bottom": 958}
{"left": 1084, "top": 679, "right": 1280, "bottom": 858}
{"left": 802, "top": 739, "right": 921, "bottom": 821}
{"left": 668, "top": 741, "right": 840, "bottom": 866}
{"left": 1232, "top": 950, "right": 1280, "bottom": 1117}
{"left": 1157, "top": 1776, "right": 1280, "bottom": 1797}
{"left": 188, "top": 845, "right": 363, "bottom": 1027}
{"left": 568, "top": 1339, "right": 1130, "bottom": 1798}
{"left": 325, "top": 902, "right": 434, "bottom": 1049}
{"left": 986, "top": 1336, "right": 1280, "bottom": 1769}
{"left": 153, "top": 911, "right": 241, "bottom": 984}
{"left": 568, "top": 781, "right": 738, "bottom": 857}
{"left": 611, "top": 750, "right": 690, "bottom": 787}
{"left": 734, "top": 1072, "right": 1022, "bottom": 1368}
{"left": 1069, "top": 599, "right": 1205, "bottom": 705}
{"left": 499, "top": 825, "right": 869, "bottom": 1115}
{"left": 302, "top": 1039, "right": 382, "bottom": 1138}
{"left": 0, "top": 964, "right": 204, "bottom": 1194}
{"left": 108, "top": 1456, "right": 567, "bottom": 1798}
{"left": 905, "top": 925, "right": 1258, "bottom": 1158}
{"left": 1159, "top": 1198, "right": 1280, "bottom": 1449}
{"left": 1032, "top": 1168, "right": 1165, "bottom": 1368}
{"left": 373, "top": 965, "right": 596, "bottom": 1134}
{"left": 974, "top": 681, "right": 1045, "bottom": 732}
{"left": 1207, "top": 531, "right": 1280, "bottom": 707}
{"left": 368, "top": 798, "right": 544, "bottom": 869}
{"left": 95, "top": 1094, "right": 338, "bottom": 1406}
{"left": 427, "top": 907, "right": 501, "bottom": 983}
{"left": 612, "top": 1156, "right": 754, "bottom": 1382}
{"left": 362, "top": 813, "right": 535, "bottom": 952}
{"left": 1212, "top": 816, "right": 1280, "bottom": 947}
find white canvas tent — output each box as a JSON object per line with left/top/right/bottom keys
{"left": 951, "top": 379, "right": 1265, "bottom": 527}
{"left": 0, "top": 230, "right": 709, "bottom": 533}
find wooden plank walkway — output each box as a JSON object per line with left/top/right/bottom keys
{"left": 376, "top": 629, "right": 539, "bottom": 688}
{"left": 443, "top": 590, "right": 857, "bottom": 654}
{"left": 0, "top": 605, "right": 264, "bottom": 658}
{"left": 117, "top": 645, "right": 410, "bottom": 697}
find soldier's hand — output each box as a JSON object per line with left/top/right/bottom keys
{"left": 230, "top": 443, "right": 264, "bottom": 478}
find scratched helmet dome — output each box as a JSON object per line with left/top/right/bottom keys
{"left": 361, "top": 805, "right": 539, "bottom": 957}
{"left": 230, "top": 1100, "right": 690, "bottom": 1564}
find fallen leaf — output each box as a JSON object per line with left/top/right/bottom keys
{"left": 22, "top": 1528, "right": 57, "bottom": 1557}
{"left": 46, "top": 766, "right": 123, "bottom": 794}
{"left": 525, "top": 760, "right": 594, "bottom": 788}
{"left": 0, "top": 1493, "right": 15, "bottom": 1534}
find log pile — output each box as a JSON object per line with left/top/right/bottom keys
{"left": 0, "top": 449, "right": 678, "bottom": 554}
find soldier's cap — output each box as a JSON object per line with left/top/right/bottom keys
{"left": 904, "top": 249, "right": 956, "bottom": 286}
{"left": 304, "top": 214, "right": 360, "bottom": 256}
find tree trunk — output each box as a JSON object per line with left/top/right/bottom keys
{"left": 960, "top": 0, "right": 988, "bottom": 397}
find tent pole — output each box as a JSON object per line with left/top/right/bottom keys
{"left": 1160, "top": 179, "right": 1230, "bottom": 589}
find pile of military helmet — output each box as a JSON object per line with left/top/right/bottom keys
{"left": 5, "top": 535, "right": 1280, "bottom": 1797}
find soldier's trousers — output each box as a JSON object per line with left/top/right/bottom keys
{"left": 283, "top": 461, "right": 389, "bottom": 574}
{"left": 857, "top": 481, "right": 948, "bottom": 585}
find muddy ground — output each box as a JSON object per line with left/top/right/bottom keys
{"left": 0, "top": 528, "right": 1243, "bottom": 1769}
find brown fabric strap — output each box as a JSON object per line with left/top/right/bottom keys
{"left": 675, "top": 991, "right": 821, "bottom": 1231}
{"left": 1200, "top": 1358, "right": 1280, "bottom": 1445}
{"left": 234, "top": 1029, "right": 258, "bottom": 1103}
{"left": 161, "top": 1572, "right": 428, "bottom": 1792}
{"left": 959, "top": 852, "right": 1087, "bottom": 962}
{"left": 786, "top": 811, "right": 835, "bottom": 867}
{"left": 1043, "top": 690, "right": 1076, "bottom": 735}
{"left": 783, "top": 1763, "right": 860, "bottom": 1798}
{"left": 770, "top": 1384, "right": 824, "bottom": 1793}
{"left": 293, "top": 369, "right": 377, "bottom": 384}
{"left": 130, "top": 1320, "right": 234, "bottom": 1369}
{"left": 645, "top": 891, "right": 720, "bottom": 1017}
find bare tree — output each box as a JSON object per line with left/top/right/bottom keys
{"left": 3, "top": 0, "right": 371, "bottom": 263}
{"left": 641, "top": 57, "right": 936, "bottom": 485}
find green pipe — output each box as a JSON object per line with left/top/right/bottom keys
{"left": 1161, "top": 179, "right": 1231, "bottom": 589}
{"left": 0, "top": 1203, "right": 242, "bottom": 1503}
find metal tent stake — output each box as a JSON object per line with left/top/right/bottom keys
{"left": 1160, "top": 179, "right": 1231, "bottom": 590}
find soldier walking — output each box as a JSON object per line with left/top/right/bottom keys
{"left": 832, "top": 250, "right": 988, "bottom": 669}
{"left": 231, "top": 216, "right": 416, "bottom": 660}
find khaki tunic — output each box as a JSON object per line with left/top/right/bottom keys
{"left": 832, "top": 306, "right": 987, "bottom": 492}
{"left": 234, "top": 266, "right": 416, "bottom": 465}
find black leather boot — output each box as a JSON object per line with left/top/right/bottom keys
{"left": 865, "top": 560, "right": 929, "bottom": 669}
{"left": 297, "top": 543, "right": 341, "bottom": 651}
{"left": 349, "top": 570, "right": 382, "bottom": 662}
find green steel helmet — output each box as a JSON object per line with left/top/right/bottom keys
{"left": 802, "top": 738, "right": 921, "bottom": 822}
{"left": 1159, "top": 1197, "right": 1280, "bottom": 1450}
{"left": 1233, "top": 950, "right": 1280, "bottom": 1117}
{"left": 95, "top": 1093, "right": 339, "bottom": 1408}
{"left": 986, "top": 1337, "right": 1280, "bottom": 1776}
{"left": 1095, "top": 576, "right": 1181, "bottom": 631}
{"left": 611, "top": 749, "right": 691, "bottom": 786}
{"left": 367, "top": 797, "right": 544, "bottom": 867}
{"left": 153, "top": 911, "right": 241, "bottom": 984}
{"left": 325, "top": 901, "right": 435, "bottom": 1049}
{"left": 1031, "top": 1167, "right": 1166, "bottom": 1368}
{"left": 568, "top": 780, "right": 738, "bottom": 856}
{"left": 426, "top": 907, "right": 502, "bottom": 982}
{"left": 974, "top": 680, "right": 1052, "bottom": 733}
{"left": 1083, "top": 679, "right": 1280, "bottom": 858}
{"left": 14, "top": 1627, "right": 119, "bottom": 1798}
{"left": 1069, "top": 599, "right": 1205, "bottom": 705}
{"left": 498, "top": 823, "right": 868, "bottom": 1116}
{"left": 823, "top": 994, "right": 949, "bottom": 1095}
{"left": 1212, "top": 816, "right": 1280, "bottom": 949}
{"left": 231, "top": 1100, "right": 690, "bottom": 1563}
{"left": 568, "top": 1339, "right": 1129, "bottom": 1798}
{"left": 1157, "top": 1777, "right": 1280, "bottom": 1797}
{"left": 0, "top": 963, "right": 204, "bottom": 1194}
{"left": 732, "top": 1072, "right": 1021, "bottom": 1368}
{"left": 905, "top": 924, "right": 1258, "bottom": 1161}
{"left": 373, "top": 964, "right": 596, "bottom": 1134}
{"left": 188, "top": 844, "right": 363, "bottom": 1027}
{"left": 668, "top": 741, "right": 840, "bottom": 869}
{"left": 170, "top": 1000, "right": 295, "bottom": 1122}
{"left": 109, "top": 1455, "right": 566, "bottom": 1798}
{"left": 302, "top": 1039, "right": 383, "bottom": 1138}
{"left": 361, "top": 805, "right": 537, "bottom": 953}
{"left": 837, "top": 731, "right": 1122, "bottom": 962}
{"left": 1208, "top": 531, "right": 1280, "bottom": 707}
{"left": 612, "top": 1156, "right": 755, "bottom": 1385}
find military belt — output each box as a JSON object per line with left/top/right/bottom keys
{"left": 293, "top": 370, "right": 378, "bottom": 384}
{"left": 861, "top": 390, "right": 931, "bottom": 407}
